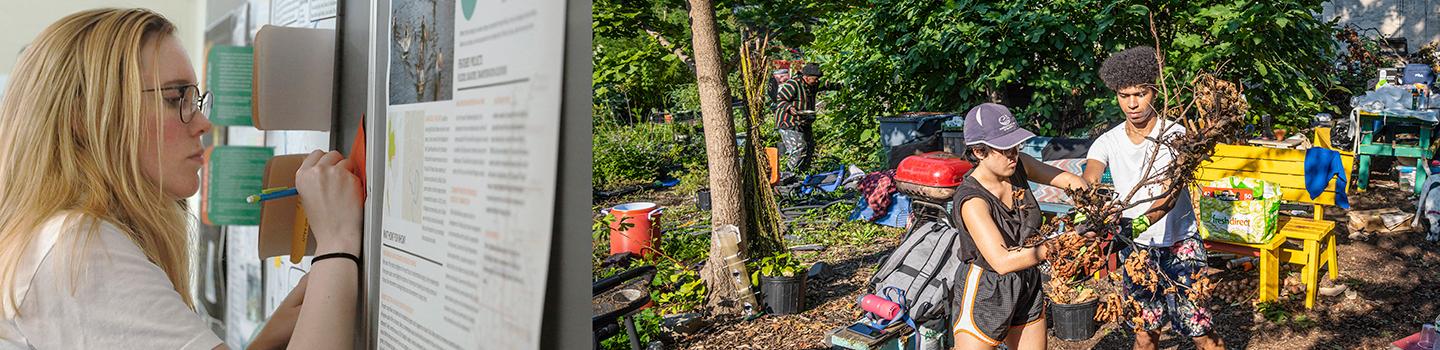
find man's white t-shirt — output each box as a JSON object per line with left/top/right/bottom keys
{"left": 1087, "top": 120, "right": 1197, "bottom": 247}
{"left": 0, "top": 212, "right": 223, "bottom": 349}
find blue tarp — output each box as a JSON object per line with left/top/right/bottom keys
{"left": 850, "top": 193, "right": 911, "bottom": 228}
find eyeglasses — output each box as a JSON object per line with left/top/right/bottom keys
{"left": 987, "top": 146, "right": 1020, "bottom": 159}
{"left": 141, "top": 84, "right": 211, "bottom": 124}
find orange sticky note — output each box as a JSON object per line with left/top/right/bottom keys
{"left": 351, "top": 118, "right": 367, "bottom": 201}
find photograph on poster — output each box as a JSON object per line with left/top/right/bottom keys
{"left": 389, "top": 0, "right": 455, "bottom": 105}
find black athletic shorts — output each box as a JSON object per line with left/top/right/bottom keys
{"left": 949, "top": 263, "right": 1045, "bottom": 346}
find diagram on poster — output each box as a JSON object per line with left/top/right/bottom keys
{"left": 378, "top": 0, "right": 565, "bottom": 349}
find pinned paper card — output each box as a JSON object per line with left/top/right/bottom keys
{"left": 205, "top": 45, "right": 253, "bottom": 126}
{"left": 258, "top": 154, "right": 317, "bottom": 258}
{"left": 252, "top": 25, "right": 334, "bottom": 131}
{"left": 202, "top": 146, "right": 273, "bottom": 225}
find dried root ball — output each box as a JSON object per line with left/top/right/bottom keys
{"left": 1095, "top": 294, "right": 1127, "bottom": 323}
{"left": 1042, "top": 233, "right": 1107, "bottom": 283}
{"left": 1193, "top": 75, "right": 1247, "bottom": 119}
{"left": 1188, "top": 275, "right": 1216, "bottom": 302}
{"left": 1124, "top": 250, "right": 1161, "bottom": 294}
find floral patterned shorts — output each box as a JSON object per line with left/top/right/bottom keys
{"left": 1116, "top": 236, "right": 1214, "bottom": 338}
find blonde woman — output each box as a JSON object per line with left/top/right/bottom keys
{"left": 0, "top": 8, "right": 361, "bottom": 349}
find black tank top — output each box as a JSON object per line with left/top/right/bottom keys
{"left": 950, "top": 164, "right": 1043, "bottom": 272}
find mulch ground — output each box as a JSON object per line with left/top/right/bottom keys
{"left": 605, "top": 177, "right": 1440, "bottom": 349}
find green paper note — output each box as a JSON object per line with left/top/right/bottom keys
{"left": 206, "top": 146, "right": 273, "bottom": 225}
{"left": 206, "top": 46, "right": 254, "bottom": 126}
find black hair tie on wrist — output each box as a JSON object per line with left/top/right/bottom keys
{"left": 313, "top": 252, "right": 361, "bottom": 266}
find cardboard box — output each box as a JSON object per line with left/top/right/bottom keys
{"left": 1347, "top": 208, "right": 1415, "bottom": 233}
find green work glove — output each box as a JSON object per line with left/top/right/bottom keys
{"left": 1070, "top": 212, "right": 1098, "bottom": 238}
{"left": 1130, "top": 216, "right": 1152, "bottom": 238}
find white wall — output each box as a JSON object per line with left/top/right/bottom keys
{"left": 0, "top": 1, "right": 205, "bottom": 81}
{"left": 1325, "top": 0, "right": 1440, "bottom": 51}
{"left": 205, "top": 0, "right": 246, "bottom": 26}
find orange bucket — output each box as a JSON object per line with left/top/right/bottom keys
{"left": 605, "top": 202, "right": 666, "bottom": 257}
{"left": 766, "top": 147, "right": 779, "bottom": 185}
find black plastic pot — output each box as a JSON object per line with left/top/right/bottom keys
{"left": 759, "top": 275, "right": 806, "bottom": 315}
{"left": 697, "top": 189, "right": 711, "bottom": 211}
{"left": 1050, "top": 298, "right": 1099, "bottom": 341}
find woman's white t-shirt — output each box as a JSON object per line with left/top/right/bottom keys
{"left": 0, "top": 212, "right": 222, "bottom": 349}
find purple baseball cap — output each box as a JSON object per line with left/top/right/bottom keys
{"left": 963, "top": 103, "right": 1035, "bottom": 149}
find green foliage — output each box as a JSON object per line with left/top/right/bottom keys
{"left": 592, "top": 0, "right": 724, "bottom": 122}
{"left": 668, "top": 83, "right": 702, "bottom": 113}
{"left": 1256, "top": 300, "right": 1290, "bottom": 323}
{"left": 599, "top": 309, "right": 663, "bottom": 350}
{"left": 593, "top": 0, "right": 696, "bottom": 122}
{"left": 651, "top": 265, "right": 707, "bottom": 314}
{"left": 731, "top": 1, "right": 865, "bottom": 52}
{"left": 655, "top": 229, "right": 712, "bottom": 264}
{"left": 1254, "top": 300, "right": 1316, "bottom": 328}
{"left": 592, "top": 214, "right": 633, "bottom": 273}
{"left": 1330, "top": 25, "right": 1407, "bottom": 116}
{"left": 647, "top": 216, "right": 711, "bottom": 315}
{"left": 593, "top": 121, "right": 706, "bottom": 189}
{"left": 813, "top": 108, "right": 882, "bottom": 169}
{"left": 808, "top": 0, "right": 1339, "bottom": 145}
{"left": 790, "top": 199, "right": 897, "bottom": 246}
{"left": 674, "top": 160, "right": 710, "bottom": 195}
{"left": 1153, "top": 1, "right": 1341, "bottom": 128}
{"left": 593, "top": 0, "right": 857, "bottom": 123}
{"left": 828, "top": 220, "right": 890, "bottom": 245}
{"left": 594, "top": 34, "right": 694, "bottom": 123}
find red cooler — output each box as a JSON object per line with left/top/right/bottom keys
{"left": 895, "top": 152, "right": 973, "bottom": 228}
{"left": 606, "top": 202, "right": 666, "bottom": 257}
{"left": 894, "top": 152, "right": 973, "bottom": 202}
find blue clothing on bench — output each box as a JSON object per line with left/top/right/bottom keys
{"left": 1304, "top": 147, "right": 1350, "bottom": 209}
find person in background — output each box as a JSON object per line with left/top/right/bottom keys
{"left": 1082, "top": 46, "right": 1225, "bottom": 350}
{"left": 0, "top": 8, "right": 362, "bottom": 349}
{"left": 773, "top": 63, "right": 836, "bottom": 180}
{"left": 949, "top": 103, "right": 1089, "bottom": 350}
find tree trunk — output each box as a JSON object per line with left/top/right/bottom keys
{"left": 688, "top": 0, "right": 751, "bottom": 315}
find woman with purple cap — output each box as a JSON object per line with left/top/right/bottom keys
{"left": 949, "top": 103, "right": 1089, "bottom": 350}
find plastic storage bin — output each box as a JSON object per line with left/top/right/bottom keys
{"left": 878, "top": 114, "right": 952, "bottom": 148}
{"left": 941, "top": 130, "right": 965, "bottom": 154}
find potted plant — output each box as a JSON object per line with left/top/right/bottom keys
{"left": 751, "top": 253, "right": 809, "bottom": 315}
{"left": 1046, "top": 278, "right": 1100, "bottom": 341}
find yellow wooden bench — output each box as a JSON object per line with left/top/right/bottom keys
{"left": 1193, "top": 144, "right": 1354, "bottom": 309}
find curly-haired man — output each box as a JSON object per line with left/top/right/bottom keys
{"left": 1081, "top": 46, "right": 1225, "bottom": 350}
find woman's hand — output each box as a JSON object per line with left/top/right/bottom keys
{"left": 295, "top": 150, "right": 363, "bottom": 255}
